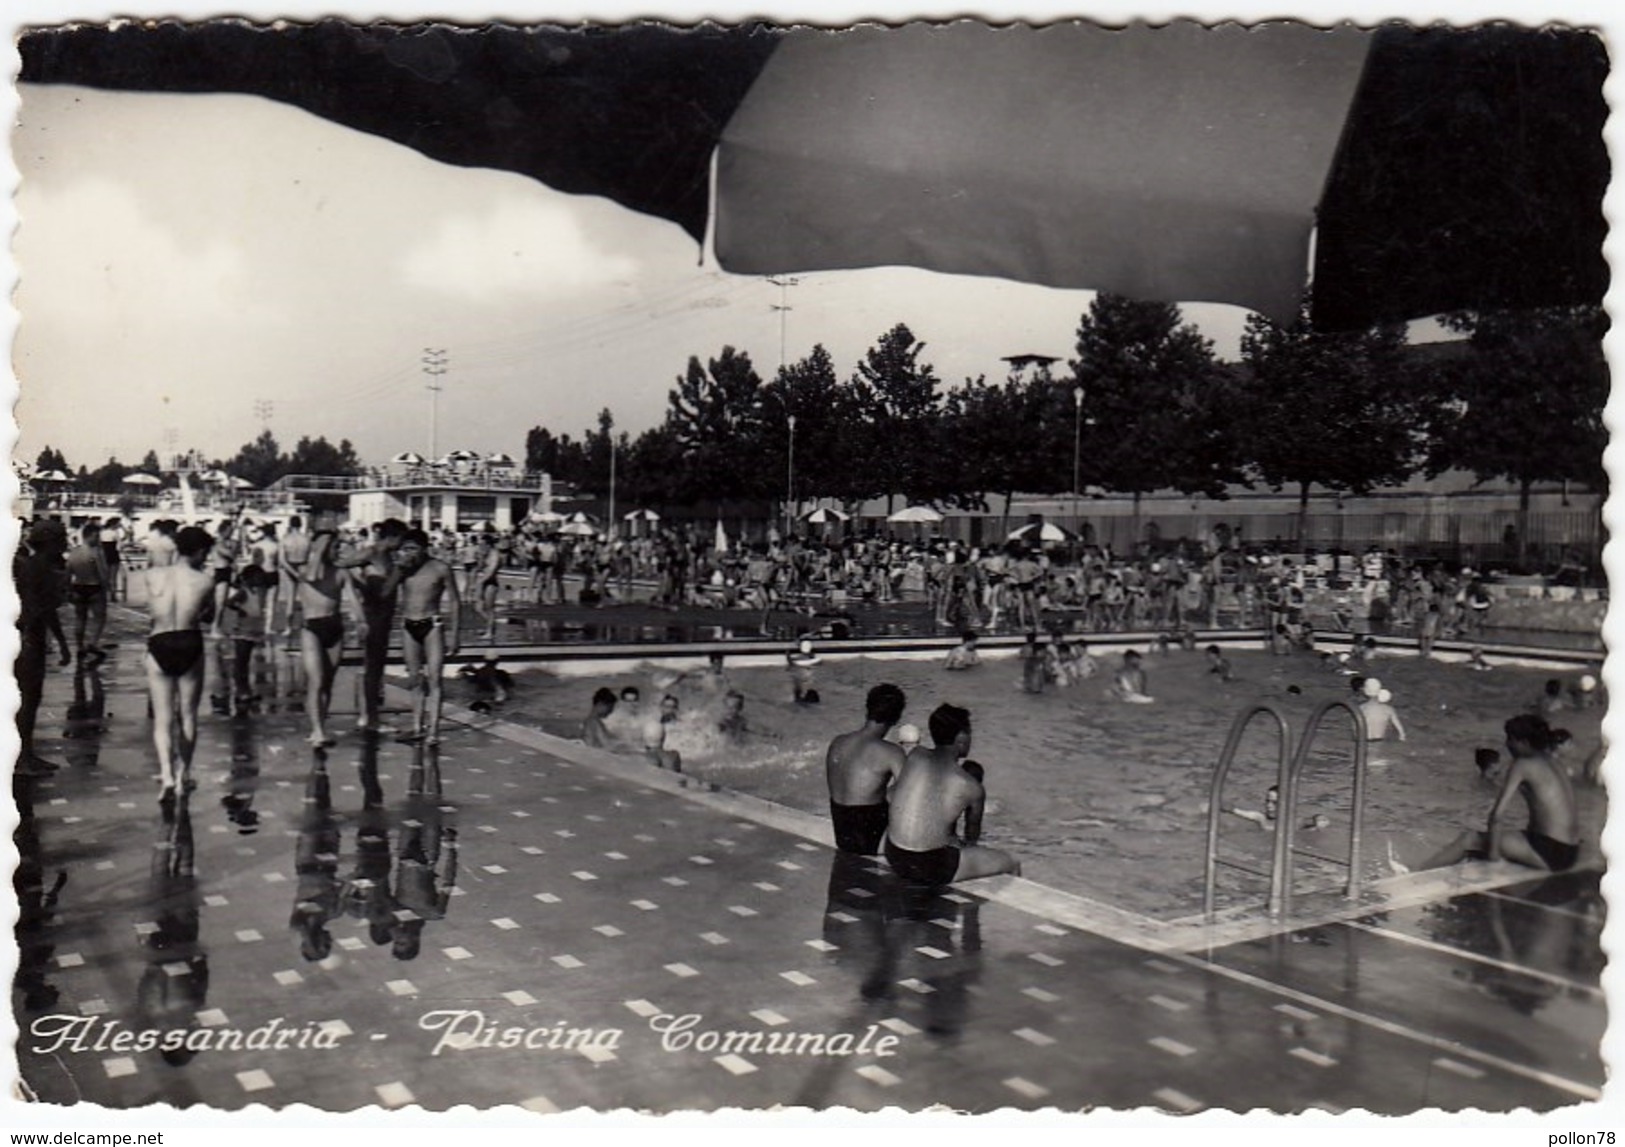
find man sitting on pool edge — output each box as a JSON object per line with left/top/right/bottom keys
{"left": 1419, "top": 714, "right": 1581, "bottom": 873}
{"left": 884, "top": 703, "right": 1021, "bottom": 887}
{"left": 825, "top": 683, "right": 908, "bottom": 855}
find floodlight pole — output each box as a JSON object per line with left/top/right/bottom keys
{"left": 422, "top": 348, "right": 448, "bottom": 459}
{"left": 787, "top": 414, "right": 797, "bottom": 540}
{"left": 1072, "top": 385, "right": 1085, "bottom": 538}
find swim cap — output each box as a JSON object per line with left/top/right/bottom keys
{"left": 1580, "top": 675, "right": 1598, "bottom": 691}
{"left": 1377, "top": 689, "right": 1393, "bottom": 703}
{"left": 896, "top": 723, "right": 921, "bottom": 747}
{"left": 1363, "top": 677, "right": 1382, "bottom": 698}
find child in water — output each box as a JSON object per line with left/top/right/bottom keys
{"left": 1108, "top": 650, "right": 1153, "bottom": 703}
{"left": 717, "top": 690, "right": 749, "bottom": 742}
{"left": 1020, "top": 632, "right": 1047, "bottom": 694}
{"left": 1205, "top": 644, "right": 1233, "bottom": 682}
{"left": 1362, "top": 687, "right": 1407, "bottom": 743}
{"left": 787, "top": 636, "right": 821, "bottom": 704}
{"left": 944, "top": 631, "right": 981, "bottom": 671}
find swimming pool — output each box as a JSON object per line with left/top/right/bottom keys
{"left": 494, "top": 645, "right": 1607, "bottom": 919}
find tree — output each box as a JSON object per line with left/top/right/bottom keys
{"left": 287, "top": 436, "right": 363, "bottom": 477}
{"left": 84, "top": 458, "right": 131, "bottom": 494}
{"left": 1428, "top": 305, "right": 1608, "bottom": 565}
{"left": 848, "top": 324, "right": 942, "bottom": 510}
{"left": 761, "top": 344, "right": 856, "bottom": 514}
{"left": 1240, "top": 305, "right": 1424, "bottom": 545}
{"left": 225, "top": 429, "right": 287, "bottom": 490}
{"left": 619, "top": 425, "right": 686, "bottom": 509}
{"left": 1069, "top": 295, "right": 1231, "bottom": 545}
{"left": 33, "top": 446, "right": 69, "bottom": 474}
{"left": 665, "top": 346, "right": 767, "bottom": 505}
{"left": 941, "top": 371, "right": 1057, "bottom": 526}
{"left": 138, "top": 449, "right": 162, "bottom": 474}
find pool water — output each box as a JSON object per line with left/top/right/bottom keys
{"left": 496, "top": 646, "right": 1606, "bottom": 919}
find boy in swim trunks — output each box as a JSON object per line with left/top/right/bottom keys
{"left": 144, "top": 526, "right": 216, "bottom": 808}
{"left": 393, "top": 528, "right": 462, "bottom": 746}
{"left": 1420, "top": 714, "right": 1581, "bottom": 873}
{"left": 884, "top": 704, "right": 1020, "bottom": 886}
{"left": 340, "top": 519, "right": 407, "bottom": 732}
{"left": 824, "top": 683, "right": 908, "bottom": 855}
{"left": 65, "top": 522, "right": 110, "bottom": 663}
{"left": 290, "top": 529, "right": 346, "bottom": 746}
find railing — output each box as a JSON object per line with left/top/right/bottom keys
{"left": 274, "top": 470, "right": 549, "bottom": 493}
{"left": 1204, "top": 698, "right": 1369, "bottom": 920}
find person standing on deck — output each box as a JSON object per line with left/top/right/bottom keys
{"left": 144, "top": 526, "right": 216, "bottom": 811}
{"left": 340, "top": 519, "right": 408, "bottom": 733}
{"left": 393, "top": 528, "right": 462, "bottom": 746}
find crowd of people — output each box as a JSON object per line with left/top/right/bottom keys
{"left": 12, "top": 504, "right": 1597, "bottom": 897}
{"left": 339, "top": 519, "right": 1507, "bottom": 649}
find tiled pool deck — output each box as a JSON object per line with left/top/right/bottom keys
{"left": 9, "top": 621, "right": 1606, "bottom": 1114}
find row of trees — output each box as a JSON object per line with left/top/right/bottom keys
{"left": 29, "top": 431, "right": 364, "bottom": 495}
{"left": 527, "top": 296, "right": 1608, "bottom": 551}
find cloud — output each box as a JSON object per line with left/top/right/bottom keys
{"left": 15, "top": 176, "right": 274, "bottom": 327}
{"left": 397, "top": 196, "right": 642, "bottom": 302}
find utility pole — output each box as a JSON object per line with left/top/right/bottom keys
{"left": 422, "top": 348, "right": 448, "bottom": 459}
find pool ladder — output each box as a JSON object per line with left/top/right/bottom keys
{"left": 1203, "top": 700, "right": 1370, "bottom": 920}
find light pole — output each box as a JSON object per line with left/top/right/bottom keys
{"left": 786, "top": 413, "right": 797, "bottom": 539}
{"left": 608, "top": 435, "right": 617, "bottom": 540}
{"left": 1072, "top": 385, "right": 1084, "bottom": 538}
{"left": 422, "top": 348, "right": 448, "bottom": 459}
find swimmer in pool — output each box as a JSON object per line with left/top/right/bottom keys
{"left": 643, "top": 694, "right": 683, "bottom": 772}
{"left": 884, "top": 704, "right": 1020, "bottom": 886}
{"left": 1537, "top": 679, "right": 1566, "bottom": 715}
{"left": 1362, "top": 688, "right": 1407, "bottom": 742}
{"left": 1568, "top": 674, "right": 1601, "bottom": 710}
{"left": 718, "top": 690, "right": 749, "bottom": 742}
{"left": 1421, "top": 714, "right": 1580, "bottom": 873}
{"left": 825, "top": 683, "right": 907, "bottom": 856}
{"left": 1466, "top": 646, "right": 1493, "bottom": 671}
{"left": 1474, "top": 747, "right": 1504, "bottom": 786}
{"left": 895, "top": 723, "right": 921, "bottom": 755}
{"left": 581, "top": 687, "right": 618, "bottom": 748}
{"left": 144, "top": 526, "right": 216, "bottom": 808}
{"left": 1205, "top": 644, "right": 1234, "bottom": 683}
{"left": 1107, "top": 650, "right": 1153, "bottom": 703}
{"left": 944, "top": 631, "right": 981, "bottom": 671}
{"left": 604, "top": 685, "right": 643, "bottom": 742}
{"left": 1019, "top": 633, "right": 1046, "bottom": 694}
{"left": 788, "top": 637, "right": 822, "bottom": 704}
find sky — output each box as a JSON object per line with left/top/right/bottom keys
{"left": 12, "top": 81, "right": 1269, "bottom": 473}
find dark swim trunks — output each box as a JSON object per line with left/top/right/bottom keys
{"left": 1527, "top": 830, "right": 1580, "bottom": 872}
{"left": 68, "top": 583, "right": 103, "bottom": 605}
{"left": 830, "top": 800, "right": 889, "bottom": 856}
{"left": 403, "top": 616, "right": 440, "bottom": 644}
{"left": 304, "top": 614, "right": 344, "bottom": 650}
{"left": 884, "top": 839, "right": 961, "bottom": 888}
{"left": 147, "top": 631, "right": 204, "bottom": 677}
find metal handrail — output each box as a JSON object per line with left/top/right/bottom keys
{"left": 1276, "top": 699, "right": 1369, "bottom": 917}
{"left": 1203, "top": 702, "right": 1291, "bottom": 919}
